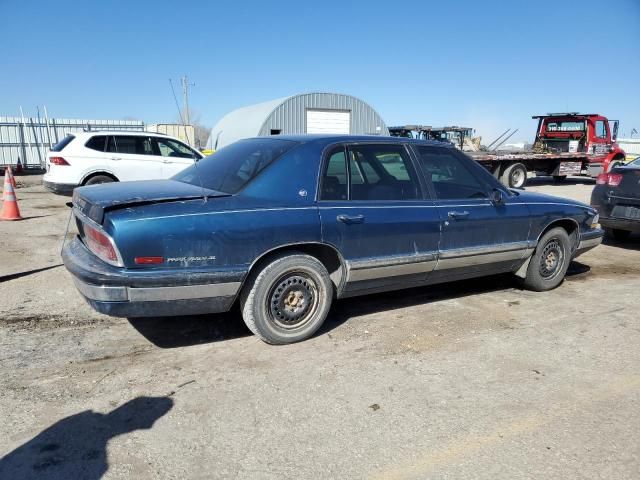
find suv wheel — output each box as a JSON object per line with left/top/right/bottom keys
{"left": 84, "top": 175, "right": 115, "bottom": 186}
{"left": 240, "top": 253, "right": 333, "bottom": 344}
{"left": 521, "top": 227, "right": 571, "bottom": 291}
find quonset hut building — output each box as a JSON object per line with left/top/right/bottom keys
{"left": 207, "top": 92, "right": 389, "bottom": 150}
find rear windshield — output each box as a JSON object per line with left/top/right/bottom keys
{"left": 173, "top": 138, "right": 299, "bottom": 194}
{"left": 51, "top": 135, "right": 75, "bottom": 152}
{"left": 544, "top": 121, "right": 585, "bottom": 132}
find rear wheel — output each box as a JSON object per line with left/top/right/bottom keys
{"left": 500, "top": 163, "right": 527, "bottom": 188}
{"left": 521, "top": 227, "right": 571, "bottom": 291}
{"left": 240, "top": 253, "right": 333, "bottom": 344}
{"left": 605, "top": 228, "right": 631, "bottom": 241}
{"left": 84, "top": 174, "right": 115, "bottom": 186}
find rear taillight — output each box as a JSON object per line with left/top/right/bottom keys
{"left": 608, "top": 173, "right": 623, "bottom": 186}
{"left": 49, "top": 156, "right": 69, "bottom": 165}
{"left": 83, "top": 223, "right": 121, "bottom": 266}
{"left": 596, "top": 173, "right": 623, "bottom": 186}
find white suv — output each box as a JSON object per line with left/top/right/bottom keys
{"left": 43, "top": 130, "right": 204, "bottom": 195}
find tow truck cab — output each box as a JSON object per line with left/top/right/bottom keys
{"left": 533, "top": 113, "right": 626, "bottom": 176}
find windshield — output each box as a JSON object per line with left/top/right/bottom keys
{"left": 172, "top": 138, "right": 299, "bottom": 194}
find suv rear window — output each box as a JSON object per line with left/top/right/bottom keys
{"left": 51, "top": 135, "right": 75, "bottom": 152}
{"left": 85, "top": 135, "right": 107, "bottom": 152}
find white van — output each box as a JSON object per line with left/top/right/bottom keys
{"left": 42, "top": 130, "right": 204, "bottom": 195}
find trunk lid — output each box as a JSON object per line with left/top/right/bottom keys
{"left": 607, "top": 166, "right": 640, "bottom": 218}
{"left": 73, "top": 179, "right": 228, "bottom": 224}
{"left": 612, "top": 165, "right": 640, "bottom": 199}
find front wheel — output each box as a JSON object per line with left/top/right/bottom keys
{"left": 521, "top": 227, "right": 571, "bottom": 291}
{"left": 240, "top": 253, "right": 333, "bottom": 344}
{"left": 500, "top": 163, "right": 527, "bottom": 188}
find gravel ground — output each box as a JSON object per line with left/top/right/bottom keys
{"left": 0, "top": 175, "right": 638, "bottom": 479}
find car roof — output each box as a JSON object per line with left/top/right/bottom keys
{"left": 79, "top": 130, "right": 169, "bottom": 136}
{"left": 249, "top": 134, "right": 454, "bottom": 148}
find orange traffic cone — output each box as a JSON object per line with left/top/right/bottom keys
{"left": 6, "top": 165, "right": 17, "bottom": 188}
{"left": 1, "top": 167, "right": 22, "bottom": 221}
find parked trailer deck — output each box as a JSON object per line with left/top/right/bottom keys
{"left": 469, "top": 150, "right": 595, "bottom": 188}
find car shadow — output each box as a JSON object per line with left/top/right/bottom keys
{"left": 603, "top": 233, "right": 640, "bottom": 251}
{"left": 129, "top": 265, "right": 591, "bottom": 348}
{"left": 0, "top": 396, "right": 173, "bottom": 480}
{"left": 127, "top": 306, "right": 252, "bottom": 348}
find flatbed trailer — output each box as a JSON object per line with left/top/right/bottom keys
{"left": 390, "top": 114, "right": 626, "bottom": 188}
{"left": 469, "top": 150, "right": 602, "bottom": 188}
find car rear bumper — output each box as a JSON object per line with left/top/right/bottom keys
{"left": 600, "top": 216, "right": 640, "bottom": 233}
{"left": 574, "top": 228, "right": 604, "bottom": 257}
{"left": 43, "top": 179, "right": 77, "bottom": 196}
{"left": 62, "top": 237, "right": 243, "bottom": 318}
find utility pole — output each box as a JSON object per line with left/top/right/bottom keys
{"left": 181, "top": 75, "right": 194, "bottom": 126}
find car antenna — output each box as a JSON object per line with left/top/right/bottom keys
{"left": 169, "top": 78, "right": 207, "bottom": 202}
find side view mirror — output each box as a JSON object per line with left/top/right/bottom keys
{"left": 491, "top": 189, "right": 505, "bottom": 205}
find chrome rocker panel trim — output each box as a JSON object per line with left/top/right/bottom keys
{"left": 346, "top": 253, "right": 437, "bottom": 282}
{"left": 436, "top": 242, "right": 532, "bottom": 270}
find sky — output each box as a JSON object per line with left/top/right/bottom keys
{"left": 1, "top": 0, "right": 639, "bottom": 143}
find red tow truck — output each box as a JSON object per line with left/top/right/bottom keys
{"left": 470, "top": 113, "right": 626, "bottom": 188}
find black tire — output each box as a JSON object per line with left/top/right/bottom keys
{"left": 500, "top": 163, "right": 527, "bottom": 188}
{"left": 521, "top": 227, "right": 571, "bottom": 292}
{"left": 553, "top": 175, "right": 567, "bottom": 183}
{"left": 84, "top": 174, "right": 115, "bottom": 186}
{"left": 605, "top": 228, "right": 631, "bottom": 241}
{"left": 240, "top": 253, "right": 333, "bottom": 344}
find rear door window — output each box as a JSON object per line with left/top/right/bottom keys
{"left": 110, "top": 136, "right": 154, "bottom": 155}
{"left": 348, "top": 144, "right": 421, "bottom": 201}
{"left": 415, "top": 146, "right": 488, "bottom": 200}
{"left": 85, "top": 135, "right": 107, "bottom": 152}
{"left": 51, "top": 135, "right": 75, "bottom": 152}
{"left": 320, "top": 147, "right": 348, "bottom": 200}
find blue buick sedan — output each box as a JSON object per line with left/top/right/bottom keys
{"left": 63, "top": 136, "right": 603, "bottom": 344}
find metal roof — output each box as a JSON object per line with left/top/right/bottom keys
{"left": 207, "top": 92, "right": 388, "bottom": 150}
{"left": 208, "top": 96, "right": 290, "bottom": 150}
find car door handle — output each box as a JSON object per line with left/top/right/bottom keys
{"left": 448, "top": 210, "right": 470, "bottom": 219}
{"left": 110, "top": 157, "right": 122, "bottom": 161}
{"left": 337, "top": 214, "right": 365, "bottom": 224}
